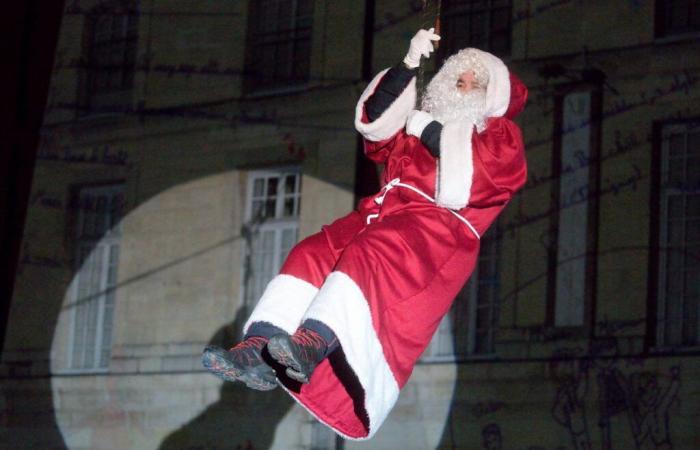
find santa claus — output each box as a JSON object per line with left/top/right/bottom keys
{"left": 202, "top": 28, "right": 528, "bottom": 440}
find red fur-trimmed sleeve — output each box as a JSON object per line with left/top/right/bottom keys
{"left": 355, "top": 68, "right": 416, "bottom": 163}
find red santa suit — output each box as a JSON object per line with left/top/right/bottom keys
{"left": 243, "top": 48, "right": 528, "bottom": 439}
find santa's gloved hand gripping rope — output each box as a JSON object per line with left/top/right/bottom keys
{"left": 202, "top": 28, "right": 528, "bottom": 440}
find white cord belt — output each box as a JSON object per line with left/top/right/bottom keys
{"left": 367, "top": 178, "right": 481, "bottom": 240}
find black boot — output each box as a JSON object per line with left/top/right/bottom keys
{"left": 202, "top": 336, "right": 277, "bottom": 391}
{"left": 267, "top": 328, "right": 329, "bottom": 383}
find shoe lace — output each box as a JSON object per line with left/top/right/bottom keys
{"left": 236, "top": 335, "right": 268, "bottom": 351}
{"left": 228, "top": 336, "right": 268, "bottom": 366}
{"left": 292, "top": 328, "right": 328, "bottom": 358}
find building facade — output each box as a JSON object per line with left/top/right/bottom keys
{"left": 1, "top": 0, "right": 699, "bottom": 449}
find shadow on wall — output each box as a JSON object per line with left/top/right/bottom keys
{"left": 158, "top": 310, "right": 295, "bottom": 450}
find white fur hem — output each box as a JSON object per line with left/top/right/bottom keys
{"left": 435, "top": 120, "right": 474, "bottom": 209}
{"left": 243, "top": 274, "right": 319, "bottom": 335}
{"left": 302, "top": 271, "right": 400, "bottom": 440}
{"left": 354, "top": 68, "right": 417, "bottom": 142}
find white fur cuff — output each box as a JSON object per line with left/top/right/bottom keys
{"left": 435, "top": 121, "right": 474, "bottom": 209}
{"left": 354, "top": 68, "right": 417, "bottom": 142}
{"left": 243, "top": 274, "right": 319, "bottom": 335}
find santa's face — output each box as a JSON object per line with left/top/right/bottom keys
{"left": 456, "top": 70, "right": 478, "bottom": 93}
{"left": 421, "top": 70, "right": 487, "bottom": 126}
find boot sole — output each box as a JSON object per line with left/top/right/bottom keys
{"left": 266, "top": 335, "right": 311, "bottom": 383}
{"left": 202, "top": 346, "right": 277, "bottom": 391}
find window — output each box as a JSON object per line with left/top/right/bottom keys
{"left": 656, "top": 122, "right": 700, "bottom": 348}
{"left": 548, "top": 89, "right": 601, "bottom": 329}
{"left": 655, "top": 0, "right": 700, "bottom": 38}
{"left": 244, "top": 0, "right": 314, "bottom": 92}
{"left": 80, "top": 0, "right": 139, "bottom": 114}
{"left": 69, "top": 184, "right": 125, "bottom": 371}
{"left": 423, "top": 226, "right": 501, "bottom": 360}
{"left": 441, "top": 0, "right": 512, "bottom": 58}
{"left": 243, "top": 169, "right": 302, "bottom": 309}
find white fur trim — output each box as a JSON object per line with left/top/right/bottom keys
{"left": 354, "top": 68, "right": 417, "bottom": 142}
{"left": 302, "top": 271, "right": 400, "bottom": 440}
{"left": 470, "top": 48, "right": 511, "bottom": 118}
{"left": 243, "top": 274, "right": 319, "bottom": 335}
{"left": 435, "top": 120, "right": 474, "bottom": 209}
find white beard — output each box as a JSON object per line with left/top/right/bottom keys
{"left": 421, "top": 81, "right": 488, "bottom": 131}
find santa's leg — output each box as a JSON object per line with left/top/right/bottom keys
{"left": 273, "top": 210, "right": 480, "bottom": 438}
{"left": 202, "top": 212, "right": 363, "bottom": 389}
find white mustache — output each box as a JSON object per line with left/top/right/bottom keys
{"left": 422, "top": 84, "right": 487, "bottom": 129}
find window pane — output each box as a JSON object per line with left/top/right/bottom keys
{"left": 688, "top": 156, "right": 700, "bottom": 184}
{"left": 252, "top": 200, "right": 264, "bottom": 219}
{"left": 254, "top": 178, "right": 265, "bottom": 196}
{"left": 475, "top": 331, "right": 490, "bottom": 354}
{"left": 265, "top": 199, "right": 276, "bottom": 218}
{"left": 688, "top": 219, "right": 700, "bottom": 242}
{"left": 267, "top": 177, "right": 278, "bottom": 196}
{"left": 668, "top": 158, "right": 684, "bottom": 185}
{"left": 689, "top": 131, "right": 700, "bottom": 156}
{"left": 667, "top": 219, "right": 684, "bottom": 244}
{"left": 668, "top": 133, "right": 685, "bottom": 157}
{"left": 686, "top": 270, "right": 700, "bottom": 297}
{"left": 284, "top": 198, "right": 295, "bottom": 217}
{"left": 443, "top": 0, "right": 511, "bottom": 55}
{"left": 688, "top": 196, "right": 700, "bottom": 218}
{"left": 682, "top": 294, "right": 698, "bottom": 344}
{"left": 669, "top": 196, "right": 684, "bottom": 218}
{"left": 280, "top": 227, "right": 298, "bottom": 265}
{"left": 664, "top": 288, "right": 683, "bottom": 345}
{"left": 687, "top": 245, "right": 700, "bottom": 267}
{"left": 285, "top": 174, "right": 297, "bottom": 193}
{"left": 667, "top": 269, "right": 684, "bottom": 296}
{"left": 246, "top": 0, "right": 313, "bottom": 90}
{"left": 476, "top": 305, "right": 490, "bottom": 330}
{"left": 661, "top": 0, "right": 700, "bottom": 36}
{"left": 667, "top": 247, "right": 684, "bottom": 269}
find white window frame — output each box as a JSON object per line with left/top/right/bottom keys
{"left": 241, "top": 167, "right": 302, "bottom": 314}
{"left": 553, "top": 91, "right": 592, "bottom": 327}
{"left": 656, "top": 122, "right": 700, "bottom": 350}
{"left": 67, "top": 183, "right": 124, "bottom": 373}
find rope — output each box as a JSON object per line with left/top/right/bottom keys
{"left": 370, "top": 178, "right": 481, "bottom": 239}
{"left": 415, "top": 0, "right": 431, "bottom": 107}
{"left": 416, "top": 1, "right": 442, "bottom": 108}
